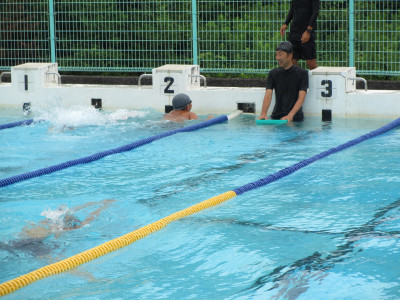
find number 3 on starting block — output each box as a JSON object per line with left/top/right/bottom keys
{"left": 317, "top": 79, "right": 337, "bottom": 100}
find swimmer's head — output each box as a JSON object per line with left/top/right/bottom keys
{"left": 172, "top": 93, "right": 192, "bottom": 111}
{"left": 62, "top": 213, "right": 82, "bottom": 230}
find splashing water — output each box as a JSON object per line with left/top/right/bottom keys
{"left": 40, "top": 205, "right": 72, "bottom": 231}
{"left": 32, "top": 102, "right": 148, "bottom": 128}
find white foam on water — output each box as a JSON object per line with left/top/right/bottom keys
{"left": 32, "top": 100, "right": 148, "bottom": 129}
{"left": 40, "top": 205, "right": 71, "bottom": 231}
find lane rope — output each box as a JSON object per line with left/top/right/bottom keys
{"left": 1, "top": 117, "right": 399, "bottom": 296}
{"left": 0, "top": 119, "right": 34, "bottom": 130}
{"left": 234, "top": 117, "right": 400, "bottom": 195}
{"left": 0, "top": 115, "right": 228, "bottom": 188}
{"left": 0, "top": 191, "right": 237, "bottom": 296}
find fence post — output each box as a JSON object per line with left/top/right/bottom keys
{"left": 349, "top": 0, "right": 355, "bottom": 67}
{"left": 191, "top": 0, "right": 198, "bottom": 65}
{"left": 48, "top": 0, "right": 56, "bottom": 63}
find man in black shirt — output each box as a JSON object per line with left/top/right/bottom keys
{"left": 280, "top": 0, "right": 320, "bottom": 70}
{"left": 259, "top": 42, "right": 308, "bottom": 122}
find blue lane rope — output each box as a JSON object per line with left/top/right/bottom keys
{"left": 0, "top": 119, "right": 34, "bottom": 130}
{"left": 0, "top": 115, "right": 228, "bottom": 188}
{"left": 233, "top": 118, "right": 400, "bottom": 195}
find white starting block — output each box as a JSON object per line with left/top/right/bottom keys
{"left": 152, "top": 64, "right": 201, "bottom": 95}
{"left": 11, "top": 63, "right": 59, "bottom": 93}
{"left": 312, "top": 67, "right": 357, "bottom": 100}
{"left": 304, "top": 67, "right": 370, "bottom": 119}
{"left": 152, "top": 64, "right": 204, "bottom": 108}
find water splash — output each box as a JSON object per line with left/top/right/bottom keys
{"left": 40, "top": 205, "right": 71, "bottom": 231}
{"left": 31, "top": 101, "right": 148, "bottom": 128}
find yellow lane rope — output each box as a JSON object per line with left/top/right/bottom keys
{"left": 0, "top": 191, "right": 237, "bottom": 297}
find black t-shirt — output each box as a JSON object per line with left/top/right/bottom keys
{"left": 266, "top": 65, "right": 308, "bottom": 120}
{"left": 284, "top": 0, "right": 320, "bottom": 36}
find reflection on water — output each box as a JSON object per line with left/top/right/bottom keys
{"left": 240, "top": 198, "right": 400, "bottom": 299}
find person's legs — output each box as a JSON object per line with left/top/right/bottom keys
{"left": 301, "top": 37, "right": 317, "bottom": 69}
{"left": 288, "top": 34, "right": 301, "bottom": 66}
{"left": 289, "top": 31, "right": 317, "bottom": 69}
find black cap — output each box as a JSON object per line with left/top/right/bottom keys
{"left": 276, "top": 41, "right": 293, "bottom": 54}
{"left": 172, "top": 93, "right": 192, "bottom": 110}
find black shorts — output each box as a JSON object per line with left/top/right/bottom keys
{"left": 288, "top": 31, "right": 317, "bottom": 61}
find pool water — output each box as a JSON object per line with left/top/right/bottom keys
{"left": 0, "top": 106, "right": 399, "bottom": 299}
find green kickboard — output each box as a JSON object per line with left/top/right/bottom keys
{"left": 256, "top": 119, "right": 288, "bottom": 125}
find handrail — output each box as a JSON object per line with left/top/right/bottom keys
{"left": 0, "top": 72, "right": 11, "bottom": 83}
{"left": 348, "top": 77, "right": 368, "bottom": 91}
{"left": 189, "top": 74, "right": 207, "bottom": 88}
{"left": 45, "top": 72, "right": 61, "bottom": 85}
{"left": 138, "top": 74, "right": 152, "bottom": 87}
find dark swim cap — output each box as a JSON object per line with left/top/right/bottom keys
{"left": 276, "top": 41, "right": 293, "bottom": 54}
{"left": 172, "top": 93, "right": 192, "bottom": 110}
{"left": 63, "top": 213, "right": 82, "bottom": 229}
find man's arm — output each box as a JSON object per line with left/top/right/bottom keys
{"left": 258, "top": 89, "right": 273, "bottom": 120}
{"left": 79, "top": 199, "right": 116, "bottom": 227}
{"left": 308, "top": 0, "right": 320, "bottom": 29}
{"left": 301, "top": 0, "right": 320, "bottom": 43}
{"left": 284, "top": 1, "right": 294, "bottom": 26}
{"left": 281, "top": 90, "right": 307, "bottom": 122}
{"left": 281, "top": 1, "right": 294, "bottom": 37}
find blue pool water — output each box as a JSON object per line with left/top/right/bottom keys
{"left": 0, "top": 106, "right": 399, "bottom": 299}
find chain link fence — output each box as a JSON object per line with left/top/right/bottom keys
{"left": 0, "top": 0, "right": 399, "bottom": 75}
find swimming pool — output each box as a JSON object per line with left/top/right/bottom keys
{"left": 1, "top": 106, "right": 399, "bottom": 299}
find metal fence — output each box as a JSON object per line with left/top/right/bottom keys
{"left": 0, "top": 0, "right": 399, "bottom": 75}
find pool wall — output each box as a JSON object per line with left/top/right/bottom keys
{"left": 0, "top": 63, "right": 399, "bottom": 118}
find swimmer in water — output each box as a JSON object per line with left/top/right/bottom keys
{"left": 0, "top": 199, "right": 115, "bottom": 257}
{"left": 48, "top": 124, "right": 75, "bottom": 133}
{"left": 164, "top": 93, "right": 212, "bottom": 122}
{"left": 22, "top": 199, "right": 115, "bottom": 238}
